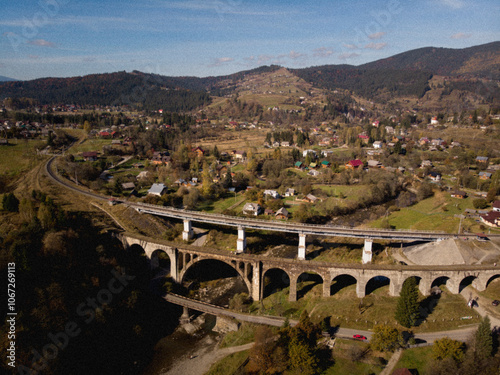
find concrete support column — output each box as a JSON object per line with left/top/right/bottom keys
{"left": 252, "top": 263, "right": 261, "bottom": 301}
{"left": 289, "top": 276, "right": 297, "bottom": 302}
{"left": 182, "top": 219, "right": 193, "bottom": 241}
{"left": 389, "top": 281, "right": 401, "bottom": 297}
{"left": 362, "top": 239, "right": 373, "bottom": 264}
{"left": 323, "top": 280, "right": 331, "bottom": 298}
{"left": 171, "top": 249, "right": 179, "bottom": 283}
{"left": 419, "top": 279, "right": 431, "bottom": 296}
{"left": 356, "top": 280, "right": 366, "bottom": 298}
{"left": 180, "top": 306, "right": 190, "bottom": 324}
{"left": 236, "top": 226, "right": 246, "bottom": 253}
{"left": 298, "top": 233, "right": 306, "bottom": 260}
{"left": 472, "top": 277, "right": 487, "bottom": 292}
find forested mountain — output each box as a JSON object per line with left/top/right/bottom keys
{"left": 0, "top": 43, "right": 498, "bottom": 110}
{"left": 0, "top": 75, "right": 17, "bottom": 82}
{"left": 0, "top": 71, "right": 211, "bottom": 112}
{"left": 360, "top": 41, "right": 500, "bottom": 78}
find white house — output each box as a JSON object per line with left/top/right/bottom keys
{"left": 264, "top": 190, "right": 280, "bottom": 199}
{"left": 242, "top": 202, "right": 262, "bottom": 216}
{"left": 148, "top": 183, "right": 167, "bottom": 196}
{"left": 373, "top": 141, "right": 383, "bottom": 149}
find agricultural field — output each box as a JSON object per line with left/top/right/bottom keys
{"left": 0, "top": 139, "right": 47, "bottom": 176}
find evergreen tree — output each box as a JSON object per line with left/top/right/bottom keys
{"left": 474, "top": 316, "right": 493, "bottom": 359}
{"left": 2, "top": 192, "right": 19, "bottom": 212}
{"left": 395, "top": 277, "right": 420, "bottom": 328}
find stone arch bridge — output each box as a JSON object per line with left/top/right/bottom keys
{"left": 118, "top": 233, "right": 500, "bottom": 302}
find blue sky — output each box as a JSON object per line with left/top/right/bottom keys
{"left": 0, "top": 0, "right": 499, "bottom": 80}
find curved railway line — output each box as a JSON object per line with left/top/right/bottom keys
{"left": 45, "top": 156, "right": 500, "bottom": 242}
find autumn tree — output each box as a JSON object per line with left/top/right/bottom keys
{"left": 432, "top": 337, "right": 465, "bottom": 362}
{"left": 395, "top": 277, "right": 420, "bottom": 328}
{"left": 370, "top": 325, "right": 404, "bottom": 352}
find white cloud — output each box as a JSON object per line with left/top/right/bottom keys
{"left": 209, "top": 57, "right": 234, "bottom": 67}
{"left": 368, "top": 32, "right": 386, "bottom": 40}
{"left": 365, "top": 42, "right": 387, "bottom": 50}
{"left": 289, "top": 50, "right": 306, "bottom": 59}
{"left": 339, "top": 52, "right": 360, "bottom": 60}
{"left": 27, "top": 39, "right": 56, "bottom": 47}
{"left": 343, "top": 43, "right": 359, "bottom": 50}
{"left": 313, "top": 47, "right": 334, "bottom": 58}
{"left": 257, "top": 54, "right": 274, "bottom": 64}
{"left": 451, "top": 32, "right": 472, "bottom": 39}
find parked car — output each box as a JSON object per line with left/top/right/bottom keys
{"left": 492, "top": 300, "right": 500, "bottom": 306}
{"left": 353, "top": 334, "right": 367, "bottom": 340}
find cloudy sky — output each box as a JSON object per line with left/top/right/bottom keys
{"left": 0, "top": 0, "right": 499, "bottom": 80}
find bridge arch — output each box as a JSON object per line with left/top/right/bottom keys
{"left": 391, "top": 275, "right": 422, "bottom": 296}
{"left": 486, "top": 274, "right": 500, "bottom": 289}
{"left": 179, "top": 257, "right": 253, "bottom": 297}
{"left": 263, "top": 268, "right": 291, "bottom": 299}
{"left": 365, "top": 275, "right": 391, "bottom": 296}
{"left": 330, "top": 274, "right": 357, "bottom": 297}
{"left": 151, "top": 249, "right": 172, "bottom": 274}
{"left": 295, "top": 272, "right": 324, "bottom": 301}
{"left": 459, "top": 275, "right": 477, "bottom": 293}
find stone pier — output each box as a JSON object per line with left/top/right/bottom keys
{"left": 182, "top": 219, "right": 193, "bottom": 241}
{"left": 298, "top": 233, "right": 306, "bottom": 260}
{"left": 236, "top": 226, "right": 246, "bottom": 253}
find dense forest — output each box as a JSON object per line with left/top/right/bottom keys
{"left": 0, "top": 72, "right": 211, "bottom": 112}
{"left": 292, "top": 66, "right": 433, "bottom": 100}
{"left": 0, "top": 193, "right": 180, "bottom": 375}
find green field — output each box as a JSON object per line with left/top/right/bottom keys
{"left": 394, "top": 346, "right": 434, "bottom": 375}
{"left": 370, "top": 190, "right": 492, "bottom": 233}
{"left": 69, "top": 138, "right": 112, "bottom": 154}
{"left": 205, "top": 350, "right": 249, "bottom": 375}
{"left": 252, "top": 281, "right": 482, "bottom": 333}
{"left": 0, "top": 139, "right": 47, "bottom": 176}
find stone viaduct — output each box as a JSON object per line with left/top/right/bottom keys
{"left": 118, "top": 233, "right": 500, "bottom": 302}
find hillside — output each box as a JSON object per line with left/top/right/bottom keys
{"left": 360, "top": 41, "right": 500, "bottom": 78}
{"left": 0, "top": 71, "right": 211, "bottom": 112}
{"left": 0, "top": 75, "right": 17, "bottom": 82}
{"left": 0, "top": 42, "right": 498, "bottom": 111}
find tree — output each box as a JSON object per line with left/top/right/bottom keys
{"left": 472, "top": 198, "right": 488, "bottom": 209}
{"left": 473, "top": 316, "right": 493, "bottom": 360}
{"left": 288, "top": 335, "right": 318, "bottom": 375}
{"left": 432, "top": 337, "right": 464, "bottom": 362}
{"left": 370, "top": 325, "right": 404, "bottom": 352}
{"left": 395, "top": 277, "right": 420, "bottom": 328}
{"left": 2, "top": 192, "right": 19, "bottom": 212}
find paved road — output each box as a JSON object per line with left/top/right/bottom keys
{"left": 165, "top": 293, "right": 478, "bottom": 344}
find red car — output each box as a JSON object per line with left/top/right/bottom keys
{"left": 353, "top": 334, "right": 367, "bottom": 340}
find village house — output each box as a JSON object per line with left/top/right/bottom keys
{"left": 264, "top": 190, "right": 280, "bottom": 199}
{"left": 121, "top": 182, "right": 136, "bottom": 191}
{"left": 345, "top": 159, "right": 363, "bottom": 170}
{"left": 358, "top": 134, "right": 370, "bottom": 144}
{"left": 476, "top": 156, "right": 489, "bottom": 163}
{"left": 420, "top": 160, "right": 433, "bottom": 168}
{"left": 308, "top": 169, "right": 320, "bottom": 177}
{"left": 151, "top": 152, "right": 171, "bottom": 166}
{"left": 294, "top": 161, "right": 303, "bottom": 169}
{"left": 82, "top": 151, "right": 98, "bottom": 161}
{"left": 451, "top": 191, "right": 467, "bottom": 199}
{"left": 479, "top": 171, "right": 492, "bottom": 180}
{"left": 321, "top": 160, "right": 331, "bottom": 168}
{"left": 284, "top": 188, "right": 295, "bottom": 197}
{"left": 192, "top": 146, "right": 205, "bottom": 158}
{"left": 373, "top": 141, "right": 383, "bottom": 149}
{"left": 481, "top": 211, "right": 500, "bottom": 228}
{"left": 428, "top": 171, "right": 441, "bottom": 182}
{"left": 304, "top": 194, "right": 319, "bottom": 203}
{"left": 367, "top": 160, "right": 382, "bottom": 168}
{"left": 242, "top": 202, "right": 262, "bottom": 216}
{"left": 275, "top": 207, "right": 289, "bottom": 220}
{"left": 234, "top": 150, "right": 247, "bottom": 161}
{"left": 148, "top": 183, "right": 167, "bottom": 196}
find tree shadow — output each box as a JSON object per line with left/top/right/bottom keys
{"left": 416, "top": 293, "right": 441, "bottom": 326}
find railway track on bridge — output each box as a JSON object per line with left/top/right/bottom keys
{"left": 45, "top": 156, "right": 500, "bottom": 242}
